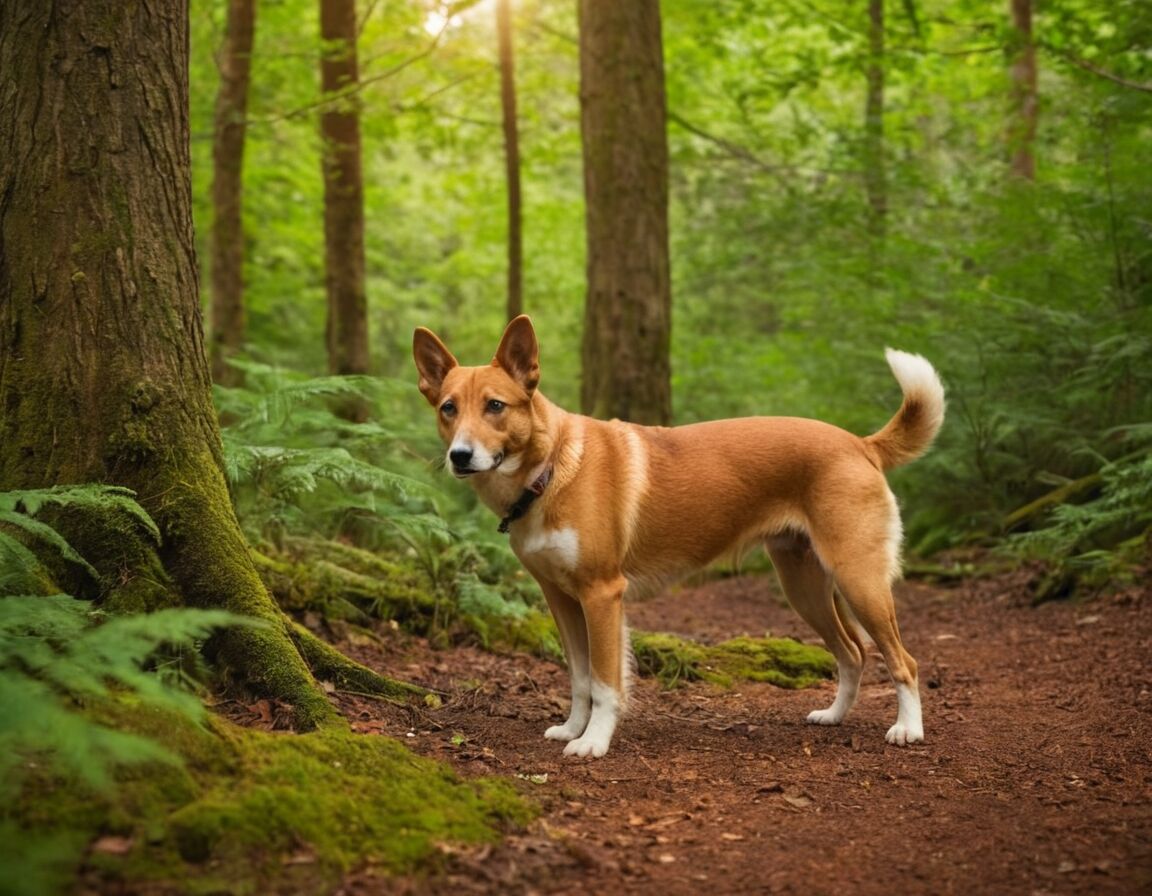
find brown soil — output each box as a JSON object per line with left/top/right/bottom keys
{"left": 329, "top": 571, "right": 1151, "bottom": 895}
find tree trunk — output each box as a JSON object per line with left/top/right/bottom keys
{"left": 578, "top": 0, "right": 672, "bottom": 426}
{"left": 320, "top": 0, "right": 370, "bottom": 420}
{"left": 864, "top": 0, "right": 887, "bottom": 237}
{"left": 210, "top": 0, "right": 256, "bottom": 387}
{"left": 1007, "top": 0, "right": 1038, "bottom": 180}
{"left": 0, "top": 0, "right": 398, "bottom": 729}
{"left": 496, "top": 0, "right": 524, "bottom": 321}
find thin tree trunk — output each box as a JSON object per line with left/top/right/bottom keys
{"left": 496, "top": 0, "right": 523, "bottom": 321}
{"left": 578, "top": 0, "right": 672, "bottom": 425}
{"left": 0, "top": 0, "right": 402, "bottom": 728}
{"left": 320, "top": 0, "right": 370, "bottom": 419}
{"left": 864, "top": 0, "right": 887, "bottom": 236}
{"left": 210, "top": 0, "right": 256, "bottom": 387}
{"left": 1007, "top": 0, "right": 1038, "bottom": 180}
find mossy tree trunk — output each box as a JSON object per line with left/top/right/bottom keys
{"left": 0, "top": 0, "right": 382, "bottom": 728}
{"left": 577, "top": 0, "right": 672, "bottom": 425}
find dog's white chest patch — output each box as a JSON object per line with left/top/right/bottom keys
{"left": 518, "top": 526, "right": 580, "bottom": 571}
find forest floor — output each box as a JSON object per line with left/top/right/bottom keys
{"left": 322, "top": 568, "right": 1150, "bottom": 895}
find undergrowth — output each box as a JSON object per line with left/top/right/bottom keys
{"left": 0, "top": 485, "right": 535, "bottom": 895}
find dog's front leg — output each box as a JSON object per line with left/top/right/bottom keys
{"left": 540, "top": 583, "right": 592, "bottom": 743}
{"left": 563, "top": 576, "right": 629, "bottom": 759}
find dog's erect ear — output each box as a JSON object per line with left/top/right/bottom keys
{"left": 413, "top": 327, "right": 458, "bottom": 405}
{"left": 493, "top": 315, "right": 540, "bottom": 395}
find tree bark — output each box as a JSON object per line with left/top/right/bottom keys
{"left": 496, "top": 0, "right": 524, "bottom": 321}
{"left": 0, "top": 0, "right": 392, "bottom": 729}
{"left": 578, "top": 0, "right": 672, "bottom": 425}
{"left": 1007, "top": 0, "right": 1038, "bottom": 180}
{"left": 864, "top": 0, "right": 887, "bottom": 236}
{"left": 320, "top": 0, "right": 371, "bottom": 420}
{"left": 210, "top": 0, "right": 256, "bottom": 387}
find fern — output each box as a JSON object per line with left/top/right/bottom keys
{"left": 0, "top": 485, "right": 162, "bottom": 596}
{"left": 0, "top": 512, "right": 99, "bottom": 583}
{"left": 0, "top": 488, "right": 255, "bottom": 797}
{"left": 0, "top": 594, "right": 254, "bottom": 796}
{"left": 216, "top": 367, "right": 444, "bottom": 552}
{"left": 1006, "top": 425, "right": 1152, "bottom": 583}
{"left": 0, "top": 484, "right": 161, "bottom": 545}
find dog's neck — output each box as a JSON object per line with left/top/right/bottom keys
{"left": 470, "top": 392, "right": 572, "bottom": 523}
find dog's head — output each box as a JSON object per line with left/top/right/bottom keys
{"left": 413, "top": 315, "right": 541, "bottom": 479}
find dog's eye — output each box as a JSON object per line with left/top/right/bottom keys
{"left": 440, "top": 400, "right": 457, "bottom": 418}
{"left": 486, "top": 399, "right": 506, "bottom": 414}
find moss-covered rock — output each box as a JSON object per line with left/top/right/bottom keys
{"left": 632, "top": 630, "right": 835, "bottom": 689}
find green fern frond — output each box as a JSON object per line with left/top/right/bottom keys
{"left": 0, "top": 485, "right": 160, "bottom": 545}
{"left": 0, "top": 595, "right": 258, "bottom": 796}
{"left": 222, "top": 443, "right": 430, "bottom": 502}
{"left": 0, "top": 534, "right": 52, "bottom": 595}
{"left": 0, "top": 511, "right": 100, "bottom": 582}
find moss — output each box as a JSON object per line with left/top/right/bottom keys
{"left": 6, "top": 699, "right": 535, "bottom": 895}
{"left": 288, "top": 620, "right": 429, "bottom": 702}
{"left": 266, "top": 537, "right": 438, "bottom": 626}
{"left": 470, "top": 607, "right": 564, "bottom": 660}
{"left": 632, "top": 630, "right": 835, "bottom": 689}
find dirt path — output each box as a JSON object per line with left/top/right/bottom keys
{"left": 334, "top": 573, "right": 1152, "bottom": 895}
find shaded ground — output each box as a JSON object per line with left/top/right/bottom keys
{"left": 321, "top": 571, "right": 1150, "bottom": 894}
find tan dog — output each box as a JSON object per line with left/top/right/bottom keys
{"left": 413, "top": 316, "right": 945, "bottom": 758}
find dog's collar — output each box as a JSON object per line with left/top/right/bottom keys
{"left": 498, "top": 466, "right": 553, "bottom": 534}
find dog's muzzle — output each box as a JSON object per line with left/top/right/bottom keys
{"left": 448, "top": 448, "right": 504, "bottom": 477}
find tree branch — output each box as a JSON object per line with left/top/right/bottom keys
{"left": 1046, "top": 45, "right": 1152, "bottom": 94}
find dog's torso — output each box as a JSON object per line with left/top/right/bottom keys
{"left": 497, "top": 395, "right": 892, "bottom": 601}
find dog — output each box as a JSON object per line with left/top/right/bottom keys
{"left": 413, "top": 316, "right": 945, "bottom": 758}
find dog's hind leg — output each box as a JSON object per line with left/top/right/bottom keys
{"left": 540, "top": 583, "right": 593, "bottom": 743}
{"left": 806, "top": 482, "right": 924, "bottom": 745}
{"left": 766, "top": 533, "right": 866, "bottom": 727}
{"left": 832, "top": 568, "right": 923, "bottom": 745}
{"left": 564, "top": 576, "right": 629, "bottom": 758}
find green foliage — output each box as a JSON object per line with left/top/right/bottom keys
{"left": 1005, "top": 426, "right": 1152, "bottom": 587}
{"left": 0, "top": 595, "right": 249, "bottom": 797}
{"left": 216, "top": 362, "right": 439, "bottom": 546}
{"left": 0, "top": 485, "right": 162, "bottom": 594}
{"left": 0, "top": 486, "right": 263, "bottom": 893}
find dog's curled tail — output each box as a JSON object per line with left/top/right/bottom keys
{"left": 864, "top": 349, "right": 946, "bottom": 470}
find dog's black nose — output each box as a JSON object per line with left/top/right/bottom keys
{"left": 449, "top": 448, "right": 473, "bottom": 470}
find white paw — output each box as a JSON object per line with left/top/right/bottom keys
{"left": 885, "top": 722, "right": 924, "bottom": 746}
{"left": 544, "top": 722, "right": 584, "bottom": 742}
{"left": 806, "top": 707, "right": 845, "bottom": 726}
{"left": 562, "top": 733, "right": 611, "bottom": 758}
